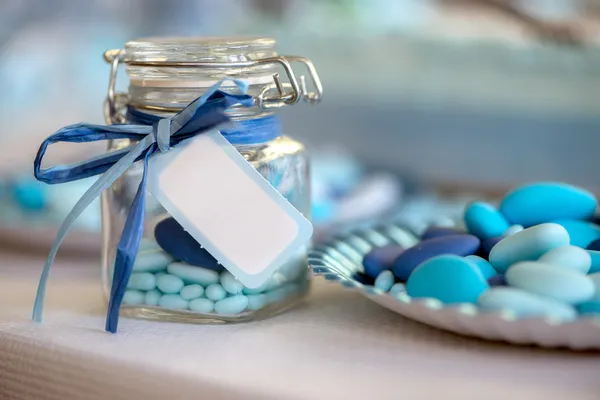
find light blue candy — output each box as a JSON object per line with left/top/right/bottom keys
{"left": 465, "top": 255, "right": 498, "bottom": 279}
{"left": 588, "top": 250, "right": 600, "bottom": 273}
{"left": 123, "top": 290, "right": 145, "bottom": 305}
{"left": 167, "top": 262, "right": 220, "bottom": 286}
{"left": 538, "top": 245, "right": 591, "bottom": 274}
{"left": 205, "top": 284, "right": 227, "bottom": 301}
{"left": 464, "top": 201, "right": 509, "bottom": 240}
{"left": 505, "top": 261, "right": 594, "bottom": 304}
{"left": 489, "top": 223, "right": 570, "bottom": 273}
{"left": 577, "top": 301, "right": 600, "bottom": 315}
{"left": 156, "top": 274, "right": 185, "bottom": 294}
{"left": 158, "top": 294, "right": 189, "bottom": 310}
{"left": 500, "top": 182, "right": 597, "bottom": 227}
{"left": 553, "top": 220, "right": 600, "bottom": 248}
{"left": 145, "top": 289, "right": 161, "bottom": 306}
{"left": 374, "top": 270, "right": 394, "bottom": 292}
{"left": 265, "top": 272, "right": 288, "bottom": 291}
{"left": 220, "top": 271, "right": 244, "bottom": 295}
{"left": 215, "top": 295, "right": 249, "bottom": 315}
{"left": 127, "top": 272, "right": 157, "bottom": 291}
{"left": 155, "top": 272, "right": 167, "bottom": 280}
{"left": 265, "top": 283, "right": 298, "bottom": 304}
{"left": 242, "top": 280, "right": 270, "bottom": 295}
{"left": 189, "top": 298, "right": 214, "bottom": 313}
{"left": 247, "top": 294, "right": 268, "bottom": 310}
{"left": 389, "top": 283, "right": 406, "bottom": 296}
{"left": 587, "top": 273, "right": 600, "bottom": 301}
{"left": 503, "top": 225, "right": 524, "bottom": 237}
{"left": 478, "top": 287, "right": 577, "bottom": 322}
{"left": 139, "top": 238, "right": 161, "bottom": 252}
{"left": 180, "top": 284, "right": 205, "bottom": 300}
{"left": 406, "top": 255, "right": 489, "bottom": 304}
{"left": 133, "top": 250, "right": 173, "bottom": 272}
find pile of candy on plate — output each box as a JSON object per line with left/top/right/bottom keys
{"left": 358, "top": 182, "right": 600, "bottom": 322}
{"left": 0, "top": 175, "right": 100, "bottom": 231}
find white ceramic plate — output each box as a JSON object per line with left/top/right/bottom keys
{"left": 309, "top": 223, "right": 600, "bottom": 350}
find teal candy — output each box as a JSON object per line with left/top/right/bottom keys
{"left": 389, "top": 283, "right": 406, "bottom": 296}
{"left": 247, "top": 294, "right": 268, "bottom": 310}
{"left": 538, "top": 245, "right": 591, "bottom": 274}
{"left": 505, "top": 261, "right": 594, "bottom": 304}
{"left": 464, "top": 201, "right": 509, "bottom": 239}
{"left": 158, "top": 294, "right": 189, "bottom": 310}
{"left": 478, "top": 288, "right": 577, "bottom": 321}
{"left": 189, "top": 298, "right": 215, "bottom": 313}
{"left": 489, "top": 223, "right": 569, "bottom": 273}
{"left": 123, "top": 290, "right": 145, "bottom": 305}
{"left": 374, "top": 270, "right": 395, "bottom": 292}
{"left": 215, "top": 295, "right": 249, "bottom": 315}
{"left": 133, "top": 250, "right": 173, "bottom": 272}
{"left": 156, "top": 274, "right": 185, "bottom": 294}
{"left": 127, "top": 272, "right": 157, "bottom": 291}
{"left": 145, "top": 289, "right": 161, "bottom": 306}
{"left": 577, "top": 301, "right": 600, "bottom": 315}
{"left": 205, "top": 284, "right": 227, "bottom": 301}
{"left": 167, "top": 262, "right": 220, "bottom": 286}
{"left": 553, "top": 219, "right": 600, "bottom": 248}
{"left": 587, "top": 273, "right": 600, "bottom": 301}
{"left": 180, "top": 284, "right": 205, "bottom": 300}
{"left": 220, "top": 271, "right": 244, "bottom": 295}
{"left": 406, "top": 255, "right": 489, "bottom": 304}
{"left": 503, "top": 225, "right": 524, "bottom": 237}
{"left": 465, "top": 255, "right": 498, "bottom": 279}
{"left": 588, "top": 250, "right": 600, "bottom": 273}
{"left": 499, "top": 182, "right": 597, "bottom": 227}
{"left": 12, "top": 178, "right": 47, "bottom": 211}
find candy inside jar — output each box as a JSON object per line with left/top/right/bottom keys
{"left": 112, "top": 219, "right": 309, "bottom": 319}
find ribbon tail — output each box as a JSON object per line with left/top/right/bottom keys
{"left": 32, "top": 135, "right": 155, "bottom": 324}
{"left": 105, "top": 148, "right": 153, "bottom": 333}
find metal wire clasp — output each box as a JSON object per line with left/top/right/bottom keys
{"left": 103, "top": 48, "right": 323, "bottom": 124}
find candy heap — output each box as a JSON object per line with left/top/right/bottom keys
{"left": 120, "top": 217, "right": 305, "bottom": 315}
{"left": 359, "top": 182, "right": 600, "bottom": 322}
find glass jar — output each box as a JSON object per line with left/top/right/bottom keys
{"left": 100, "top": 37, "right": 322, "bottom": 323}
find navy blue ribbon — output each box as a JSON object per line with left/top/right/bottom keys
{"left": 32, "top": 80, "right": 253, "bottom": 333}
{"left": 128, "top": 108, "right": 282, "bottom": 145}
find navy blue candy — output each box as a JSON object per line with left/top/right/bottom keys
{"left": 587, "top": 238, "right": 600, "bottom": 251}
{"left": 478, "top": 236, "right": 503, "bottom": 259}
{"left": 487, "top": 274, "right": 507, "bottom": 287}
{"left": 353, "top": 272, "right": 375, "bottom": 285}
{"left": 362, "top": 244, "right": 404, "bottom": 279}
{"left": 392, "top": 234, "right": 481, "bottom": 281}
{"left": 154, "top": 218, "right": 223, "bottom": 271}
{"left": 421, "top": 226, "right": 461, "bottom": 241}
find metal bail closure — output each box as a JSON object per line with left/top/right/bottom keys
{"left": 103, "top": 46, "right": 323, "bottom": 120}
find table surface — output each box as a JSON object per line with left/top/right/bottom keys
{"left": 0, "top": 251, "right": 599, "bottom": 400}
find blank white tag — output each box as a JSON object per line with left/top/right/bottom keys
{"left": 147, "top": 131, "right": 313, "bottom": 288}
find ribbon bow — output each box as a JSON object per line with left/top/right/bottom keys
{"left": 32, "top": 80, "right": 253, "bottom": 333}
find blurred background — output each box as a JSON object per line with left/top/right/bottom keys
{"left": 1, "top": 0, "right": 600, "bottom": 249}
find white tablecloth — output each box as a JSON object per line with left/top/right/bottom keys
{"left": 0, "top": 251, "right": 599, "bottom": 400}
